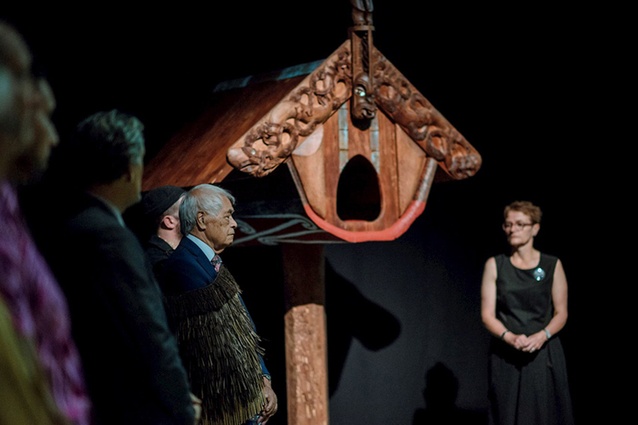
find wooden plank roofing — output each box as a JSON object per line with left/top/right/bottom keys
{"left": 143, "top": 64, "right": 317, "bottom": 189}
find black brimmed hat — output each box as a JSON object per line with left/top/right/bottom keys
{"left": 141, "top": 185, "right": 185, "bottom": 223}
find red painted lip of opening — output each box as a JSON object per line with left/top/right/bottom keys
{"left": 302, "top": 200, "right": 426, "bottom": 243}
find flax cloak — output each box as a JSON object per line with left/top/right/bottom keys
{"left": 165, "top": 265, "right": 265, "bottom": 425}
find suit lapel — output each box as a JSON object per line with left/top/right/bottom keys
{"left": 182, "top": 237, "right": 216, "bottom": 280}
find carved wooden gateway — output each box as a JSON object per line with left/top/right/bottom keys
{"left": 142, "top": 1, "right": 481, "bottom": 424}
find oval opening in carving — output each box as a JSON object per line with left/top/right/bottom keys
{"left": 336, "top": 155, "right": 381, "bottom": 221}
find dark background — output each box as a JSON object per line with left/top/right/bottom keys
{"left": 4, "top": 1, "right": 624, "bottom": 423}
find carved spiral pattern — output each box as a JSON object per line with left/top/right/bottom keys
{"left": 227, "top": 44, "right": 480, "bottom": 180}
{"left": 370, "top": 50, "right": 480, "bottom": 177}
{"left": 228, "top": 46, "right": 353, "bottom": 177}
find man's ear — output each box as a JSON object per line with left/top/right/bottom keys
{"left": 126, "top": 162, "right": 143, "bottom": 182}
{"left": 124, "top": 163, "right": 135, "bottom": 182}
{"left": 161, "top": 215, "right": 178, "bottom": 230}
{"left": 196, "top": 211, "right": 207, "bottom": 229}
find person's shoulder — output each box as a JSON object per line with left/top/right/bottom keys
{"left": 145, "top": 234, "right": 171, "bottom": 253}
{"left": 163, "top": 241, "right": 196, "bottom": 266}
{"left": 66, "top": 204, "right": 145, "bottom": 254}
{"left": 490, "top": 253, "right": 505, "bottom": 264}
{"left": 157, "top": 244, "right": 201, "bottom": 288}
{"left": 173, "top": 236, "right": 200, "bottom": 255}
{"left": 145, "top": 240, "right": 170, "bottom": 261}
{"left": 540, "top": 252, "right": 559, "bottom": 264}
{"left": 68, "top": 205, "right": 125, "bottom": 238}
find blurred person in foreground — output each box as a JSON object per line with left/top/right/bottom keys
{"left": 159, "top": 183, "right": 278, "bottom": 425}
{"left": 22, "top": 109, "right": 200, "bottom": 425}
{"left": 480, "top": 200, "right": 574, "bottom": 425}
{"left": 0, "top": 19, "right": 91, "bottom": 425}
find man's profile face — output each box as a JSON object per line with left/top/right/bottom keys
{"left": 204, "top": 196, "right": 237, "bottom": 253}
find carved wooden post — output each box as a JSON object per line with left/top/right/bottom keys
{"left": 349, "top": 0, "right": 376, "bottom": 123}
{"left": 282, "top": 244, "right": 329, "bottom": 425}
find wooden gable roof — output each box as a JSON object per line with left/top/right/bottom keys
{"left": 142, "top": 9, "right": 481, "bottom": 245}
{"left": 142, "top": 66, "right": 313, "bottom": 188}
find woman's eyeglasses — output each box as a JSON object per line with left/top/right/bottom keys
{"left": 502, "top": 222, "right": 533, "bottom": 231}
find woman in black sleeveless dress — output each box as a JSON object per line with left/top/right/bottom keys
{"left": 480, "top": 200, "right": 574, "bottom": 425}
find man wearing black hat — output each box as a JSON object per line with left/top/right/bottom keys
{"left": 139, "top": 185, "right": 186, "bottom": 277}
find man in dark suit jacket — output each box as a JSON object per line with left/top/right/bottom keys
{"left": 159, "top": 183, "right": 278, "bottom": 425}
{"left": 22, "top": 110, "right": 199, "bottom": 425}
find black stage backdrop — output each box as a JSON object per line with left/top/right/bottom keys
{"left": 3, "top": 1, "right": 626, "bottom": 423}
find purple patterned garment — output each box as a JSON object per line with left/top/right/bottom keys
{"left": 0, "top": 181, "right": 92, "bottom": 425}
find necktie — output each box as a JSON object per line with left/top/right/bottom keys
{"left": 211, "top": 255, "right": 222, "bottom": 272}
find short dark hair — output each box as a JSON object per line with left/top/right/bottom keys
{"left": 51, "top": 109, "right": 145, "bottom": 188}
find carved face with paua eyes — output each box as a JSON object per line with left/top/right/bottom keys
{"left": 351, "top": 72, "right": 376, "bottom": 123}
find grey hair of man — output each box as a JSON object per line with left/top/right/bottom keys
{"left": 50, "top": 109, "right": 145, "bottom": 188}
{"left": 179, "top": 183, "right": 235, "bottom": 236}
